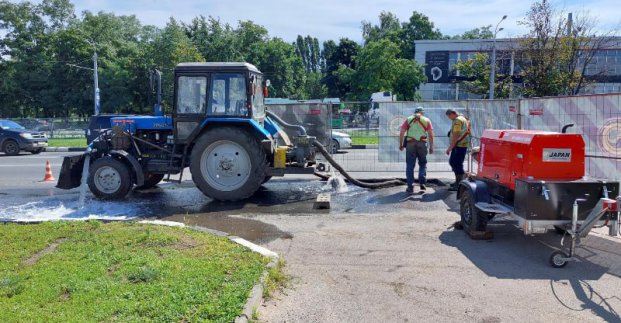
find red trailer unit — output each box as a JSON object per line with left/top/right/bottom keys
{"left": 458, "top": 128, "right": 619, "bottom": 268}
{"left": 477, "top": 130, "right": 585, "bottom": 190}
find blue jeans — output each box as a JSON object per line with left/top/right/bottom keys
{"left": 406, "top": 141, "right": 427, "bottom": 188}
{"left": 449, "top": 147, "right": 467, "bottom": 176}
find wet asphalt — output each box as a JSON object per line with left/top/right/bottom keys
{"left": 2, "top": 152, "right": 620, "bottom": 322}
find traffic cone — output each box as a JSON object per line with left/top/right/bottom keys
{"left": 42, "top": 160, "right": 55, "bottom": 182}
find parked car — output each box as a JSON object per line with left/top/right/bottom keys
{"left": 0, "top": 120, "right": 48, "bottom": 155}
{"left": 329, "top": 131, "right": 352, "bottom": 153}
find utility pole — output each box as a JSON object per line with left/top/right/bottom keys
{"left": 489, "top": 15, "right": 507, "bottom": 100}
{"left": 93, "top": 51, "right": 100, "bottom": 115}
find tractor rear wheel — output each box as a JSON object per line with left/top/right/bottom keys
{"left": 460, "top": 191, "right": 489, "bottom": 235}
{"left": 190, "top": 127, "right": 267, "bottom": 201}
{"left": 88, "top": 156, "right": 133, "bottom": 200}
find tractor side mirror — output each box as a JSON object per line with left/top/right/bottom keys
{"left": 264, "top": 79, "right": 271, "bottom": 97}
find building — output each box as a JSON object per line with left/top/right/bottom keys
{"left": 414, "top": 38, "right": 621, "bottom": 101}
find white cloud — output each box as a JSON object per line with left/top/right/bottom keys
{"left": 61, "top": 0, "right": 621, "bottom": 41}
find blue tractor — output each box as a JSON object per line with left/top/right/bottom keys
{"left": 57, "top": 62, "right": 320, "bottom": 201}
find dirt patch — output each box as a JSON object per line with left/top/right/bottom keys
{"left": 23, "top": 238, "right": 66, "bottom": 266}
{"left": 174, "top": 235, "right": 198, "bottom": 250}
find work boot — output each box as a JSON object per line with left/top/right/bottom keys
{"left": 448, "top": 174, "right": 463, "bottom": 191}
{"left": 420, "top": 184, "right": 426, "bottom": 191}
{"left": 406, "top": 187, "right": 414, "bottom": 194}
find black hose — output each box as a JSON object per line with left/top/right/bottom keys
{"left": 312, "top": 139, "right": 405, "bottom": 189}
{"left": 266, "top": 110, "right": 307, "bottom": 136}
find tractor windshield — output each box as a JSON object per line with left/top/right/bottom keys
{"left": 209, "top": 73, "right": 248, "bottom": 117}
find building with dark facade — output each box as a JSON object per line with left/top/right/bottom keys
{"left": 414, "top": 38, "right": 621, "bottom": 100}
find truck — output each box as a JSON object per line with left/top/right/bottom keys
{"left": 57, "top": 62, "right": 321, "bottom": 201}
{"left": 458, "top": 129, "right": 620, "bottom": 267}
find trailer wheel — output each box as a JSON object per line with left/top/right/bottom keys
{"left": 87, "top": 156, "right": 133, "bottom": 200}
{"left": 135, "top": 173, "right": 165, "bottom": 190}
{"left": 549, "top": 251, "right": 569, "bottom": 268}
{"left": 460, "top": 191, "right": 488, "bottom": 234}
{"left": 190, "top": 127, "right": 267, "bottom": 201}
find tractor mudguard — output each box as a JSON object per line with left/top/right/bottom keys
{"left": 56, "top": 154, "right": 86, "bottom": 189}
{"left": 457, "top": 179, "right": 492, "bottom": 204}
{"left": 109, "top": 150, "right": 144, "bottom": 186}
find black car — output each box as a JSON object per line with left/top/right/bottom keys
{"left": 0, "top": 119, "right": 48, "bottom": 155}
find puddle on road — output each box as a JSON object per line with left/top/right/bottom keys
{"left": 0, "top": 178, "right": 432, "bottom": 241}
{"left": 162, "top": 213, "right": 293, "bottom": 243}
{"left": 0, "top": 196, "right": 147, "bottom": 222}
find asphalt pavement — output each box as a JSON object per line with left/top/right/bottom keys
{"left": 1, "top": 150, "right": 619, "bottom": 322}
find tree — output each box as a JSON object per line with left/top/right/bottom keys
{"left": 518, "top": 0, "right": 616, "bottom": 97}
{"left": 337, "top": 39, "right": 425, "bottom": 100}
{"left": 453, "top": 52, "right": 512, "bottom": 98}
{"left": 322, "top": 38, "right": 360, "bottom": 98}
{"left": 454, "top": 25, "right": 493, "bottom": 40}
{"left": 399, "top": 11, "right": 444, "bottom": 57}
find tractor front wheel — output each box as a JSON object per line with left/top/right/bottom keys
{"left": 190, "top": 127, "right": 267, "bottom": 201}
{"left": 87, "top": 156, "right": 133, "bottom": 200}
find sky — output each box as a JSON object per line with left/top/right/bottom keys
{"left": 64, "top": 0, "right": 621, "bottom": 42}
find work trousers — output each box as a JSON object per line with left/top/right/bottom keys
{"left": 449, "top": 146, "right": 468, "bottom": 176}
{"left": 405, "top": 141, "right": 428, "bottom": 188}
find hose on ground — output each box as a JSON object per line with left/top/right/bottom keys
{"left": 312, "top": 139, "right": 405, "bottom": 189}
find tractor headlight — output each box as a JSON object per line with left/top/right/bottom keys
{"left": 20, "top": 133, "right": 33, "bottom": 139}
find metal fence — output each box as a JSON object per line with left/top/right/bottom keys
{"left": 8, "top": 118, "right": 88, "bottom": 139}
{"left": 8, "top": 93, "right": 621, "bottom": 179}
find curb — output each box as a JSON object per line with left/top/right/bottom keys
{"left": 44, "top": 147, "right": 87, "bottom": 152}
{"left": 350, "top": 144, "right": 378, "bottom": 149}
{"left": 138, "top": 220, "right": 279, "bottom": 323}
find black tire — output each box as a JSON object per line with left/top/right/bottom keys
{"left": 31, "top": 149, "right": 42, "bottom": 155}
{"left": 459, "top": 191, "right": 489, "bottom": 234}
{"left": 190, "top": 127, "right": 267, "bottom": 201}
{"left": 135, "top": 173, "right": 165, "bottom": 190}
{"left": 549, "top": 251, "right": 569, "bottom": 268}
{"left": 329, "top": 139, "right": 340, "bottom": 154}
{"left": 87, "top": 156, "right": 133, "bottom": 200}
{"left": 2, "top": 140, "right": 20, "bottom": 156}
{"left": 554, "top": 225, "right": 565, "bottom": 235}
{"left": 262, "top": 176, "right": 272, "bottom": 184}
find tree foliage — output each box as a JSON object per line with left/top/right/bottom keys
{"left": 0, "top": 1, "right": 436, "bottom": 117}
{"left": 453, "top": 52, "right": 512, "bottom": 98}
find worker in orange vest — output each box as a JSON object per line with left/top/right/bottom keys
{"left": 399, "top": 107, "right": 435, "bottom": 194}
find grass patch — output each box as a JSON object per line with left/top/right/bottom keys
{"left": 48, "top": 138, "right": 87, "bottom": 148}
{"left": 0, "top": 221, "right": 269, "bottom": 322}
{"left": 348, "top": 130, "right": 379, "bottom": 145}
{"left": 262, "top": 258, "right": 289, "bottom": 300}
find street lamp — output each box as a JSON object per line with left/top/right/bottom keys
{"left": 489, "top": 15, "right": 507, "bottom": 100}
{"left": 85, "top": 40, "right": 100, "bottom": 115}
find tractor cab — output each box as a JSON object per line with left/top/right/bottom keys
{"left": 172, "top": 62, "right": 266, "bottom": 143}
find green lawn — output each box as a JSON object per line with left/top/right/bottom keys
{"left": 348, "top": 130, "right": 379, "bottom": 145}
{"left": 0, "top": 221, "right": 269, "bottom": 322}
{"left": 48, "top": 138, "right": 87, "bottom": 148}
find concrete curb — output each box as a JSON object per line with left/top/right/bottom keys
{"left": 350, "top": 144, "right": 378, "bottom": 149}
{"left": 44, "top": 147, "right": 87, "bottom": 152}
{"left": 137, "top": 220, "right": 279, "bottom": 323}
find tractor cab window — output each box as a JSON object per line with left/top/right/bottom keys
{"left": 209, "top": 73, "right": 247, "bottom": 116}
{"left": 177, "top": 76, "right": 207, "bottom": 114}
{"left": 251, "top": 75, "right": 265, "bottom": 119}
